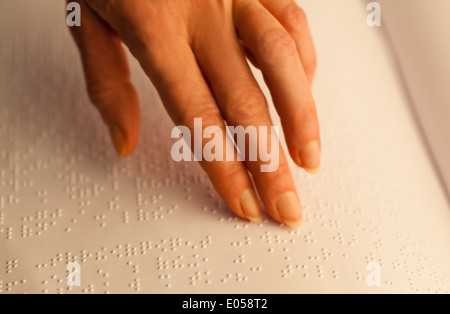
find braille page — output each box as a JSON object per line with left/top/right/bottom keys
{"left": 1, "top": 0, "right": 450, "bottom": 294}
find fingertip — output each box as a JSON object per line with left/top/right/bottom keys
{"left": 305, "top": 167, "right": 320, "bottom": 175}
{"left": 106, "top": 117, "right": 139, "bottom": 159}
{"left": 305, "top": 70, "right": 315, "bottom": 86}
{"left": 284, "top": 218, "right": 303, "bottom": 229}
{"left": 275, "top": 191, "right": 303, "bottom": 228}
{"left": 240, "top": 188, "right": 263, "bottom": 223}
{"left": 298, "top": 140, "right": 321, "bottom": 173}
{"left": 107, "top": 123, "right": 127, "bottom": 158}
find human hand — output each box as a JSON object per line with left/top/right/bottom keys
{"left": 69, "top": 0, "right": 320, "bottom": 227}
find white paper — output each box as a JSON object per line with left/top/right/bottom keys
{"left": 0, "top": 0, "right": 449, "bottom": 294}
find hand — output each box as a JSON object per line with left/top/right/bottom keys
{"left": 69, "top": 0, "right": 320, "bottom": 227}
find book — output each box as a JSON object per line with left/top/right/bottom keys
{"left": 0, "top": 0, "right": 449, "bottom": 293}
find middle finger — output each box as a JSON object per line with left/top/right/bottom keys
{"left": 191, "top": 3, "right": 303, "bottom": 227}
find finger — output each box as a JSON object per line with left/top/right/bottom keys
{"left": 192, "top": 6, "right": 303, "bottom": 227}
{"left": 69, "top": 0, "right": 140, "bottom": 158}
{"left": 158, "top": 42, "right": 265, "bottom": 222}
{"left": 234, "top": 0, "right": 321, "bottom": 173}
{"left": 240, "top": 41, "right": 260, "bottom": 69}
{"left": 87, "top": 1, "right": 264, "bottom": 222}
{"left": 260, "top": 0, "right": 317, "bottom": 84}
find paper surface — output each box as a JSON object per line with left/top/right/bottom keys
{"left": 379, "top": 0, "right": 450, "bottom": 198}
{"left": 1, "top": 0, "right": 450, "bottom": 294}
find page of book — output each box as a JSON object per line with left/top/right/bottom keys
{"left": 379, "top": 0, "right": 450, "bottom": 199}
{"left": 1, "top": 0, "right": 449, "bottom": 293}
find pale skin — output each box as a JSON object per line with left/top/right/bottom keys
{"left": 69, "top": 0, "right": 320, "bottom": 228}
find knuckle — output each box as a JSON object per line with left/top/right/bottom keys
{"left": 301, "top": 106, "right": 318, "bottom": 121}
{"left": 220, "top": 163, "right": 244, "bottom": 181}
{"left": 200, "top": 108, "right": 224, "bottom": 127}
{"left": 224, "top": 89, "right": 268, "bottom": 123}
{"left": 282, "top": 4, "right": 307, "bottom": 31}
{"left": 86, "top": 80, "right": 116, "bottom": 108}
{"left": 296, "top": 106, "right": 318, "bottom": 127}
{"left": 180, "top": 106, "right": 223, "bottom": 129}
{"left": 259, "top": 28, "right": 298, "bottom": 61}
{"left": 258, "top": 157, "right": 290, "bottom": 180}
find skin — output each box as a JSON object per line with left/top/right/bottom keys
{"left": 69, "top": 0, "right": 320, "bottom": 228}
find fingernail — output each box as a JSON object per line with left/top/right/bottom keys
{"left": 275, "top": 192, "right": 303, "bottom": 228}
{"left": 240, "top": 189, "right": 262, "bottom": 223}
{"left": 107, "top": 123, "right": 127, "bottom": 158}
{"left": 305, "top": 167, "right": 320, "bottom": 174}
{"left": 299, "top": 141, "right": 320, "bottom": 174}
